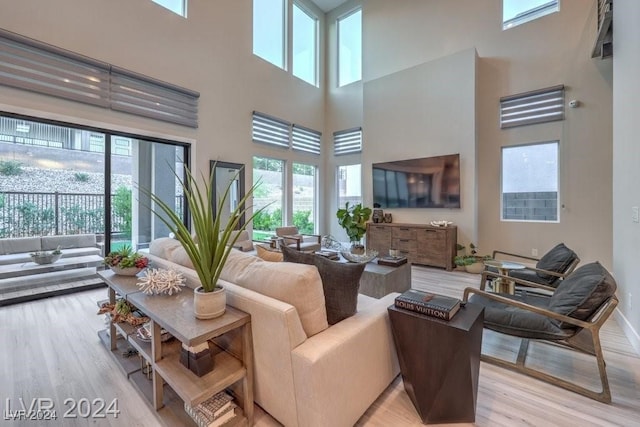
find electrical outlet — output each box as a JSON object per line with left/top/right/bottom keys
{"left": 531, "top": 248, "right": 538, "bottom": 257}
{"left": 633, "top": 207, "right": 639, "bottom": 223}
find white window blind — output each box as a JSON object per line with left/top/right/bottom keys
{"left": 292, "top": 124, "right": 321, "bottom": 154}
{"left": 252, "top": 111, "right": 290, "bottom": 148}
{"left": 500, "top": 85, "right": 564, "bottom": 129}
{"left": 0, "top": 29, "right": 199, "bottom": 128}
{"left": 252, "top": 111, "right": 321, "bottom": 155}
{"left": 0, "top": 33, "right": 110, "bottom": 108}
{"left": 333, "top": 127, "right": 362, "bottom": 155}
{"left": 110, "top": 67, "right": 199, "bottom": 128}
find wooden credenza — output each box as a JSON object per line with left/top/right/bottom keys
{"left": 366, "top": 223, "right": 457, "bottom": 271}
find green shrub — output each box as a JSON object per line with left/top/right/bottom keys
{"left": 112, "top": 186, "right": 132, "bottom": 238}
{"left": 0, "top": 160, "right": 23, "bottom": 176}
{"left": 74, "top": 172, "right": 90, "bottom": 182}
{"left": 293, "top": 210, "right": 314, "bottom": 234}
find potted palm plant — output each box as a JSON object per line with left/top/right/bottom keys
{"left": 336, "top": 202, "right": 372, "bottom": 254}
{"left": 143, "top": 164, "right": 263, "bottom": 319}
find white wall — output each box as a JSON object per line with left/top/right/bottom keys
{"left": 326, "top": 0, "right": 613, "bottom": 264}
{"left": 613, "top": 0, "right": 640, "bottom": 352}
{"left": 0, "top": 0, "right": 326, "bottom": 230}
{"left": 362, "top": 49, "right": 477, "bottom": 244}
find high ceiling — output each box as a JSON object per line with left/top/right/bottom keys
{"left": 311, "top": 0, "right": 349, "bottom": 12}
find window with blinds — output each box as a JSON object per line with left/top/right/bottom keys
{"left": 0, "top": 29, "right": 199, "bottom": 128}
{"left": 252, "top": 111, "right": 321, "bottom": 155}
{"left": 500, "top": 85, "right": 564, "bottom": 129}
{"left": 292, "top": 125, "right": 321, "bottom": 154}
{"left": 333, "top": 127, "right": 362, "bottom": 155}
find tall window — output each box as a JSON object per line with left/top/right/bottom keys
{"left": 338, "top": 9, "right": 362, "bottom": 87}
{"left": 501, "top": 142, "right": 559, "bottom": 222}
{"left": 253, "top": 0, "right": 286, "bottom": 69}
{"left": 252, "top": 156, "right": 285, "bottom": 240}
{"left": 151, "top": 0, "right": 186, "bottom": 17}
{"left": 503, "top": 0, "right": 558, "bottom": 29}
{"left": 337, "top": 164, "right": 361, "bottom": 209}
{"left": 293, "top": 4, "right": 318, "bottom": 86}
{"left": 292, "top": 163, "right": 317, "bottom": 233}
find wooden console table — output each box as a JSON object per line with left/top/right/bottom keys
{"left": 367, "top": 223, "right": 457, "bottom": 270}
{"left": 388, "top": 303, "right": 483, "bottom": 424}
{"left": 98, "top": 270, "right": 254, "bottom": 426}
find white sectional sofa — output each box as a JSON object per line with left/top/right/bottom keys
{"left": 147, "top": 237, "right": 400, "bottom": 427}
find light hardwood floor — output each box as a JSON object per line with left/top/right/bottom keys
{"left": 1, "top": 266, "right": 639, "bottom": 426}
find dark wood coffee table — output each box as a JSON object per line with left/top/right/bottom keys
{"left": 388, "top": 302, "right": 484, "bottom": 424}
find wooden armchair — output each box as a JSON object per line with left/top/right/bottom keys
{"left": 275, "top": 226, "right": 321, "bottom": 252}
{"left": 487, "top": 243, "right": 580, "bottom": 291}
{"left": 465, "top": 261, "right": 618, "bottom": 403}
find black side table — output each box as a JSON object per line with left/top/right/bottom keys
{"left": 388, "top": 302, "right": 484, "bottom": 424}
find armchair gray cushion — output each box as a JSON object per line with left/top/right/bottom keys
{"left": 535, "top": 243, "right": 578, "bottom": 283}
{"left": 469, "top": 292, "right": 574, "bottom": 340}
{"left": 282, "top": 245, "right": 365, "bottom": 325}
{"left": 471, "top": 262, "right": 617, "bottom": 340}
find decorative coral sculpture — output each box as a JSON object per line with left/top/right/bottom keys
{"left": 137, "top": 268, "right": 186, "bottom": 295}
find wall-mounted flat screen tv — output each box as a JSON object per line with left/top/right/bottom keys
{"left": 372, "top": 154, "right": 461, "bottom": 208}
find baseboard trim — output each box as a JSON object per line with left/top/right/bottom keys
{"left": 615, "top": 308, "right": 640, "bottom": 356}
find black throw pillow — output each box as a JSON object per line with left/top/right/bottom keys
{"left": 282, "top": 245, "right": 365, "bottom": 325}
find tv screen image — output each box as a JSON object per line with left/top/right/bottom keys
{"left": 372, "top": 154, "right": 460, "bottom": 208}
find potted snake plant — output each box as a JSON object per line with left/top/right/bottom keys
{"left": 143, "top": 164, "right": 263, "bottom": 319}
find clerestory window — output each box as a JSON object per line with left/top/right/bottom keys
{"left": 503, "top": 0, "right": 559, "bottom": 30}
{"left": 151, "top": 0, "right": 187, "bottom": 17}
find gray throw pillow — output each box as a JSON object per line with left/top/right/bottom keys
{"left": 282, "top": 245, "right": 365, "bottom": 325}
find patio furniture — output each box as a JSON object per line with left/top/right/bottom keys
{"left": 465, "top": 261, "right": 618, "bottom": 402}
{"left": 484, "top": 243, "right": 580, "bottom": 293}
{"left": 275, "top": 226, "right": 322, "bottom": 252}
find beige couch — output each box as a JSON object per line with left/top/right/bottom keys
{"left": 147, "top": 237, "right": 400, "bottom": 427}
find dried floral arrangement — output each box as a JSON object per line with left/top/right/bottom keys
{"left": 137, "top": 268, "right": 186, "bottom": 295}
{"left": 97, "top": 299, "right": 149, "bottom": 326}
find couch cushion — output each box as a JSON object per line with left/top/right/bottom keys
{"left": 149, "top": 237, "right": 182, "bottom": 259}
{"left": 0, "top": 237, "right": 42, "bottom": 255}
{"left": 41, "top": 234, "right": 96, "bottom": 251}
{"left": 469, "top": 292, "right": 574, "bottom": 340}
{"left": 221, "top": 250, "right": 328, "bottom": 337}
{"left": 536, "top": 243, "right": 577, "bottom": 283}
{"left": 548, "top": 261, "right": 617, "bottom": 323}
{"left": 256, "top": 244, "right": 283, "bottom": 262}
{"left": 169, "top": 245, "right": 195, "bottom": 269}
{"left": 282, "top": 245, "right": 365, "bottom": 325}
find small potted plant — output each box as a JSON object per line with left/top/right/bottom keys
{"left": 104, "top": 245, "right": 149, "bottom": 276}
{"left": 336, "top": 202, "right": 372, "bottom": 254}
{"left": 454, "top": 243, "right": 491, "bottom": 274}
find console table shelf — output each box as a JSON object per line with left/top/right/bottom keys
{"left": 367, "top": 223, "right": 457, "bottom": 271}
{"left": 97, "top": 270, "right": 254, "bottom": 426}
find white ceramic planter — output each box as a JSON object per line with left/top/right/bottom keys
{"left": 110, "top": 266, "right": 143, "bottom": 276}
{"left": 465, "top": 261, "right": 485, "bottom": 274}
{"left": 193, "top": 285, "right": 226, "bottom": 319}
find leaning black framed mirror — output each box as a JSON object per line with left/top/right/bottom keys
{"left": 210, "top": 161, "right": 246, "bottom": 229}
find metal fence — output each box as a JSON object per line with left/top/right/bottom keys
{"left": 0, "top": 191, "right": 184, "bottom": 238}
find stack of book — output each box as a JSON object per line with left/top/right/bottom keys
{"left": 394, "top": 289, "right": 461, "bottom": 321}
{"left": 377, "top": 256, "right": 408, "bottom": 267}
{"left": 185, "top": 391, "right": 237, "bottom": 427}
{"left": 314, "top": 250, "right": 339, "bottom": 260}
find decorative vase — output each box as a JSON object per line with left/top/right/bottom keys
{"left": 465, "top": 261, "right": 485, "bottom": 274}
{"left": 350, "top": 241, "right": 365, "bottom": 255}
{"left": 110, "top": 266, "right": 143, "bottom": 276}
{"left": 193, "top": 285, "right": 226, "bottom": 320}
{"left": 30, "top": 253, "right": 62, "bottom": 265}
